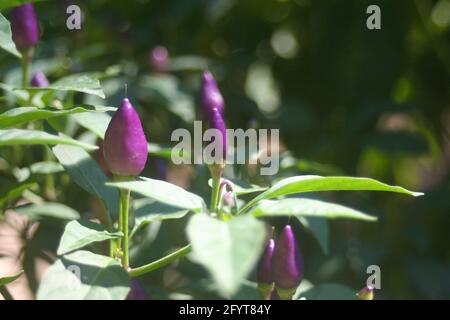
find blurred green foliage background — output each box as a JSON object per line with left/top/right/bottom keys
{"left": 1, "top": 0, "right": 449, "bottom": 299}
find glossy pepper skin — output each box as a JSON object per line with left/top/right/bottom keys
{"left": 272, "top": 225, "right": 304, "bottom": 299}
{"left": 257, "top": 238, "right": 275, "bottom": 299}
{"left": 30, "top": 71, "right": 49, "bottom": 87}
{"left": 10, "top": 3, "right": 40, "bottom": 51}
{"left": 103, "top": 98, "right": 148, "bottom": 176}
{"left": 208, "top": 107, "right": 227, "bottom": 160}
{"left": 127, "top": 280, "right": 148, "bottom": 300}
{"left": 200, "top": 70, "right": 224, "bottom": 121}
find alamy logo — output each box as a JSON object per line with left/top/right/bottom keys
{"left": 366, "top": 5, "right": 381, "bottom": 30}
{"left": 66, "top": 5, "right": 82, "bottom": 30}
{"left": 171, "top": 121, "right": 280, "bottom": 175}
{"left": 366, "top": 265, "right": 381, "bottom": 289}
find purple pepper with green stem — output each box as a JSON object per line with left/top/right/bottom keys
{"left": 272, "top": 225, "right": 304, "bottom": 299}
{"left": 257, "top": 237, "right": 275, "bottom": 299}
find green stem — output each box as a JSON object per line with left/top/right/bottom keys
{"left": 117, "top": 195, "right": 123, "bottom": 252}
{"left": 128, "top": 244, "right": 192, "bottom": 278}
{"left": 120, "top": 189, "right": 131, "bottom": 269}
{"left": 20, "top": 49, "right": 32, "bottom": 88}
{"left": 209, "top": 164, "right": 224, "bottom": 213}
{"left": 0, "top": 286, "right": 14, "bottom": 300}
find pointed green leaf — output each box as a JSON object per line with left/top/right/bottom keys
{"left": 15, "top": 202, "right": 80, "bottom": 221}
{"left": 57, "top": 220, "right": 122, "bottom": 255}
{"left": 251, "top": 198, "right": 377, "bottom": 221}
{"left": 26, "top": 73, "right": 106, "bottom": 98}
{"left": 241, "top": 175, "right": 423, "bottom": 212}
{"left": 37, "top": 250, "right": 130, "bottom": 300}
{"left": 0, "top": 270, "right": 24, "bottom": 287}
{"left": 52, "top": 145, "right": 119, "bottom": 219}
{"left": 186, "top": 214, "right": 266, "bottom": 296}
{"left": 0, "top": 13, "right": 21, "bottom": 58}
{"left": 107, "top": 177, "right": 206, "bottom": 213}
{"left": 0, "top": 105, "right": 115, "bottom": 129}
{"left": 0, "top": 129, "right": 98, "bottom": 150}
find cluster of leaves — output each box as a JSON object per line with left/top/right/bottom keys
{"left": 0, "top": 0, "right": 432, "bottom": 300}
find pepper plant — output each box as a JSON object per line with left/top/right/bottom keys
{"left": 0, "top": 2, "right": 424, "bottom": 300}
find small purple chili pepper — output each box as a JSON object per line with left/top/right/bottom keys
{"left": 30, "top": 71, "right": 49, "bottom": 87}
{"left": 103, "top": 97, "right": 148, "bottom": 176}
{"left": 10, "top": 3, "right": 40, "bottom": 51}
{"left": 127, "top": 280, "right": 149, "bottom": 300}
{"left": 272, "top": 225, "right": 304, "bottom": 300}
{"left": 150, "top": 46, "right": 169, "bottom": 73}
{"left": 200, "top": 70, "right": 224, "bottom": 121}
{"left": 257, "top": 237, "right": 275, "bottom": 299}
{"left": 209, "top": 107, "right": 227, "bottom": 160}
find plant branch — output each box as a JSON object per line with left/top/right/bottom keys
{"left": 128, "top": 244, "right": 192, "bottom": 278}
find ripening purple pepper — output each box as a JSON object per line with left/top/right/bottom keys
{"left": 209, "top": 107, "right": 227, "bottom": 160}
{"left": 200, "top": 70, "right": 224, "bottom": 121}
{"left": 150, "top": 46, "right": 169, "bottom": 73}
{"left": 30, "top": 71, "right": 49, "bottom": 87}
{"left": 257, "top": 238, "right": 275, "bottom": 299}
{"left": 103, "top": 98, "right": 148, "bottom": 177}
{"left": 127, "top": 280, "right": 149, "bottom": 300}
{"left": 10, "top": 3, "right": 40, "bottom": 51}
{"left": 272, "top": 225, "right": 304, "bottom": 299}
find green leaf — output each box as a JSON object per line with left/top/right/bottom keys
{"left": 57, "top": 220, "right": 122, "bottom": 255}
{"left": 297, "top": 216, "right": 329, "bottom": 255}
{"left": 15, "top": 202, "right": 80, "bottom": 221}
{"left": 0, "top": 270, "right": 23, "bottom": 287}
{"left": 241, "top": 175, "right": 423, "bottom": 212}
{"left": 0, "top": 13, "right": 21, "bottom": 58}
{"left": 0, "top": 0, "right": 47, "bottom": 10}
{"left": 0, "top": 129, "right": 98, "bottom": 150}
{"left": 30, "top": 161, "right": 64, "bottom": 175}
{"left": 0, "top": 180, "right": 37, "bottom": 209}
{"left": 27, "top": 73, "right": 106, "bottom": 98}
{"left": 107, "top": 177, "right": 206, "bottom": 213}
{"left": 72, "top": 111, "right": 111, "bottom": 138}
{"left": 37, "top": 250, "right": 130, "bottom": 300}
{"left": 186, "top": 214, "right": 266, "bottom": 296}
{"left": 251, "top": 198, "right": 377, "bottom": 221}
{"left": 0, "top": 105, "right": 115, "bottom": 129}
{"left": 134, "top": 198, "right": 190, "bottom": 226}
{"left": 300, "top": 283, "right": 357, "bottom": 300}
{"left": 52, "top": 145, "right": 119, "bottom": 219}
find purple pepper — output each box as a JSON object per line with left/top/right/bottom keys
{"left": 200, "top": 70, "right": 224, "bottom": 121}
{"left": 103, "top": 97, "right": 148, "bottom": 177}
{"left": 257, "top": 238, "right": 275, "bottom": 299}
{"left": 127, "top": 280, "right": 149, "bottom": 300}
{"left": 150, "top": 46, "right": 169, "bottom": 73}
{"left": 10, "top": 3, "right": 40, "bottom": 51}
{"left": 272, "top": 225, "right": 304, "bottom": 299}
{"left": 30, "top": 71, "right": 49, "bottom": 87}
{"left": 357, "top": 286, "right": 374, "bottom": 300}
{"left": 209, "top": 107, "right": 227, "bottom": 160}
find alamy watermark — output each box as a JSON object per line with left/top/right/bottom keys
{"left": 171, "top": 121, "right": 280, "bottom": 176}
